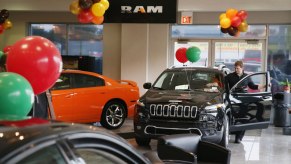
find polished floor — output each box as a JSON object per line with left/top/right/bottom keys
{"left": 110, "top": 119, "right": 291, "bottom": 164}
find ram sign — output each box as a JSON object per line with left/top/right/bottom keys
{"left": 104, "top": 0, "right": 177, "bottom": 23}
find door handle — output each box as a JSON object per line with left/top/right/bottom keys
{"left": 65, "top": 93, "right": 74, "bottom": 98}
{"left": 262, "top": 96, "right": 271, "bottom": 99}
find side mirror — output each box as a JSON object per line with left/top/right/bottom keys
{"left": 143, "top": 82, "right": 152, "bottom": 89}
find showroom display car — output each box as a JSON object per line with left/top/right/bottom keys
{"left": 0, "top": 117, "right": 230, "bottom": 164}
{"left": 134, "top": 66, "right": 272, "bottom": 147}
{"left": 50, "top": 70, "right": 140, "bottom": 129}
{"left": 0, "top": 118, "right": 151, "bottom": 164}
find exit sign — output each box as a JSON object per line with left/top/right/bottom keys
{"left": 180, "top": 11, "right": 193, "bottom": 24}
{"left": 181, "top": 16, "right": 192, "bottom": 24}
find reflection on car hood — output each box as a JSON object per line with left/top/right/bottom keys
{"left": 142, "top": 89, "right": 222, "bottom": 107}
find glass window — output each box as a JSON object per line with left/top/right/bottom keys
{"left": 67, "top": 25, "right": 103, "bottom": 57}
{"left": 51, "top": 73, "right": 71, "bottom": 90}
{"left": 76, "top": 149, "right": 127, "bottom": 164}
{"left": 29, "top": 24, "right": 103, "bottom": 74}
{"left": 214, "top": 42, "right": 262, "bottom": 73}
{"left": 233, "top": 74, "right": 267, "bottom": 93}
{"left": 171, "top": 25, "right": 266, "bottom": 38}
{"left": 268, "top": 25, "right": 291, "bottom": 87}
{"left": 30, "top": 24, "right": 67, "bottom": 55}
{"left": 73, "top": 74, "right": 105, "bottom": 88}
{"left": 153, "top": 70, "right": 223, "bottom": 92}
{"left": 18, "top": 145, "right": 66, "bottom": 164}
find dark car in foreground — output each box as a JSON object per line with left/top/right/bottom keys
{"left": 0, "top": 118, "right": 150, "bottom": 164}
{"left": 134, "top": 66, "right": 272, "bottom": 147}
{"left": 0, "top": 117, "right": 231, "bottom": 164}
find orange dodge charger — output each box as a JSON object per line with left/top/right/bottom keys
{"left": 50, "top": 70, "right": 139, "bottom": 129}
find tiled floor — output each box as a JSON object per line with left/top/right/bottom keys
{"left": 111, "top": 119, "right": 291, "bottom": 164}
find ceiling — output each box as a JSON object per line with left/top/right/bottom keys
{"left": 0, "top": 0, "right": 290, "bottom": 12}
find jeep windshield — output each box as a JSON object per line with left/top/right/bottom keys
{"left": 152, "top": 69, "right": 224, "bottom": 93}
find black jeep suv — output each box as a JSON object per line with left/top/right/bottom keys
{"left": 134, "top": 66, "right": 272, "bottom": 147}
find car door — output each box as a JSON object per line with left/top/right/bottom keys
{"left": 51, "top": 73, "right": 76, "bottom": 122}
{"left": 71, "top": 73, "right": 107, "bottom": 122}
{"left": 227, "top": 72, "right": 272, "bottom": 132}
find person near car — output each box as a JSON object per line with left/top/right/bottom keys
{"left": 0, "top": 54, "right": 7, "bottom": 72}
{"left": 224, "top": 60, "right": 265, "bottom": 143}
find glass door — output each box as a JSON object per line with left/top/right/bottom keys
{"left": 212, "top": 40, "right": 267, "bottom": 73}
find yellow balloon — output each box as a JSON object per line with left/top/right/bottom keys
{"left": 69, "top": 0, "right": 81, "bottom": 15}
{"left": 3, "top": 19, "right": 12, "bottom": 30}
{"left": 100, "top": 0, "right": 109, "bottom": 10}
{"left": 219, "top": 13, "right": 226, "bottom": 20}
{"left": 238, "top": 20, "right": 248, "bottom": 32}
{"left": 91, "top": 3, "right": 105, "bottom": 17}
{"left": 220, "top": 18, "right": 231, "bottom": 29}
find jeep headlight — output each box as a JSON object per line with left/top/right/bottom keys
{"left": 136, "top": 99, "right": 145, "bottom": 107}
{"left": 135, "top": 99, "right": 147, "bottom": 121}
{"left": 204, "top": 104, "right": 224, "bottom": 116}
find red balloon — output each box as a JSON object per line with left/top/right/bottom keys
{"left": 6, "top": 36, "right": 63, "bottom": 94}
{"left": 231, "top": 16, "right": 242, "bottom": 27}
{"left": 77, "top": 9, "right": 94, "bottom": 23}
{"left": 175, "top": 47, "right": 188, "bottom": 63}
{"left": 0, "top": 25, "right": 4, "bottom": 34}
{"left": 236, "top": 10, "right": 248, "bottom": 20}
{"left": 3, "top": 45, "right": 12, "bottom": 54}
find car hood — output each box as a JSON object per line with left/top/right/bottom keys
{"left": 141, "top": 89, "right": 222, "bottom": 108}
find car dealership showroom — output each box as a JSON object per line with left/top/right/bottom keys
{"left": 1, "top": 0, "right": 291, "bottom": 163}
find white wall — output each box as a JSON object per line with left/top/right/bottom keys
{"left": 120, "top": 24, "right": 169, "bottom": 94}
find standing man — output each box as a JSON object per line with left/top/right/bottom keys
{"left": 225, "top": 60, "right": 265, "bottom": 143}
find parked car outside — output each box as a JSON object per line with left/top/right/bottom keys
{"left": 50, "top": 70, "right": 140, "bottom": 129}
{"left": 134, "top": 66, "right": 272, "bottom": 147}
{"left": 0, "top": 118, "right": 151, "bottom": 164}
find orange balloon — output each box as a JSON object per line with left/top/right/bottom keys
{"left": 219, "top": 13, "right": 226, "bottom": 20}
{"left": 69, "top": 0, "right": 81, "bottom": 15}
{"left": 220, "top": 18, "right": 231, "bottom": 29}
{"left": 92, "top": 16, "right": 104, "bottom": 24}
{"left": 238, "top": 20, "right": 248, "bottom": 32}
{"left": 226, "top": 8, "right": 238, "bottom": 19}
{"left": 3, "top": 19, "right": 12, "bottom": 30}
{"left": 235, "top": 31, "right": 240, "bottom": 37}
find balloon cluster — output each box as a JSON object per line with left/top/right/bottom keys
{"left": 0, "top": 36, "right": 63, "bottom": 119}
{"left": 0, "top": 9, "right": 13, "bottom": 34}
{"left": 176, "top": 46, "right": 201, "bottom": 63}
{"left": 69, "top": 0, "right": 109, "bottom": 24}
{"left": 219, "top": 9, "right": 248, "bottom": 37}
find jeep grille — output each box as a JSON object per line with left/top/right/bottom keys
{"left": 149, "top": 104, "right": 197, "bottom": 118}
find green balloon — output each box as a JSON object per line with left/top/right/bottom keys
{"left": 0, "top": 115, "right": 31, "bottom": 121}
{"left": 186, "top": 46, "right": 201, "bottom": 62}
{"left": 0, "top": 51, "right": 4, "bottom": 59}
{"left": 0, "top": 72, "right": 34, "bottom": 118}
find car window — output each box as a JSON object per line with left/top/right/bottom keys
{"left": 17, "top": 144, "right": 66, "bottom": 164}
{"left": 51, "top": 73, "right": 71, "bottom": 90}
{"left": 232, "top": 74, "right": 267, "bottom": 93}
{"left": 152, "top": 70, "right": 223, "bottom": 92}
{"left": 76, "top": 148, "right": 127, "bottom": 164}
{"left": 73, "top": 74, "right": 105, "bottom": 88}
